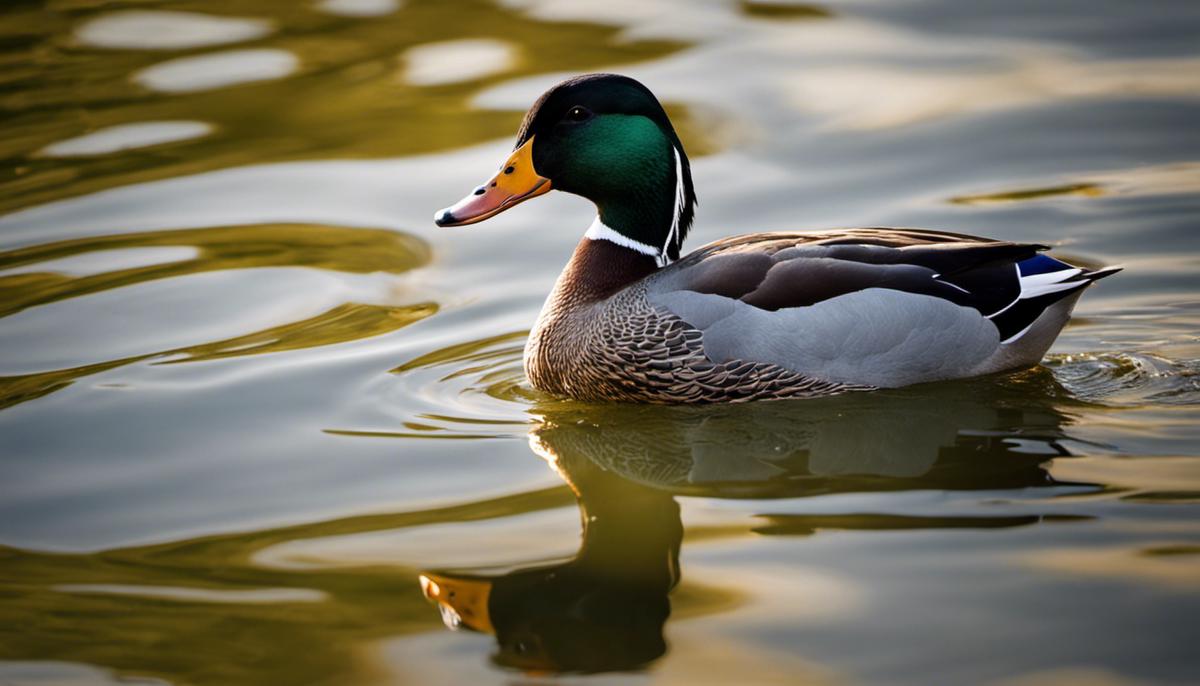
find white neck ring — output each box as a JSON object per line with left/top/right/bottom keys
{"left": 584, "top": 216, "right": 666, "bottom": 264}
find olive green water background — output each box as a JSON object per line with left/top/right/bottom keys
{"left": 2, "top": 1, "right": 1199, "bottom": 684}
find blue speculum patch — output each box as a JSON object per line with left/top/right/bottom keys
{"left": 1018, "top": 253, "right": 1074, "bottom": 276}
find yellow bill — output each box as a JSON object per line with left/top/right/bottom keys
{"left": 435, "top": 137, "right": 551, "bottom": 227}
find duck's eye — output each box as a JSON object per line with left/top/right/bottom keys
{"left": 565, "top": 105, "right": 592, "bottom": 123}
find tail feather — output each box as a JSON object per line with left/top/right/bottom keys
{"left": 1080, "top": 265, "right": 1123, "bottom": 282}
{"left": 993, "top": 260, "right": 1120, "bottom": 344}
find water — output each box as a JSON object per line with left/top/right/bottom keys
{"left": 2, "top": 0, "right": 1199, "bottom": 683}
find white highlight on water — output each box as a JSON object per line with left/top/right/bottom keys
{"left": 38, "top": 121, "right": 213, "bottom": 157}
{"left": 134, "top": 49, "right": 299, "bottom": 94}
{"left": 75, "top": 11, "right": 272, "bottom": 50}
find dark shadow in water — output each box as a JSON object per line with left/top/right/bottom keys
{"left": 422, "top": 448, "right": 682, "bottom": 673}
{"left": 419, "top": 373, "right": 1097, "bottom": 675}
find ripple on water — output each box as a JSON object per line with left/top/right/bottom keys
{"left": 347, "top": 335, "right": 1200, "bottom": 442}
{"left": 738, "top": 1, "right": 832, "bottom": 20}
{"left": 949, "top": 182, "right": 1105, "bottom": 205}
{"left": 0, "top": 661, "right": 171, "bottom": 686}
{"left": 1045, "top": 352, "right": 1200, "bottom": 406}
{"left": 53, "top": 584, "right": 328, "bottom": 604}
{"left": 334, "top": 331, "right": 540, "bottom": 441}
{"left": 0, "top": 246, "right": 199, "bottom": 277}
{"left": 391, "top": 331, "right": 541, "bottom": 406}
{"left": 0, "top": 223, "right": 432, "bottom": 408}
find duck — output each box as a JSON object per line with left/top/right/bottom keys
{"left": 434, "top": 73, "right": 1119, "bottom": 404}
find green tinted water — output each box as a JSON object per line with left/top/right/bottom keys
{"left": 1, "top": 1, "right": 1199, "bottom": 684}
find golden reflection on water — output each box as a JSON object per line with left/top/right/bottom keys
{"left": 1, "top": 373, "right": 1198, "bottom": 683}
{"left": 416, "top": 380, "right": 1093, "bottom": 675}
{"left": 0, "top": 486, "right": 576, "bottom": 685}
{"left": 1, "top": 0, "right": 689, "bottom": 214}
{"left": 2, "top": 0, "right": 1199, "bottom": 683}
{"left": 950, "top": 183, "right": 1106, "bottom": 205}
{"left": 0, "top": 379, "right": 1096, "bottom": 682}
{"left": 0, "top": 223, "right": 432, "bottom": 408}
{"left": 0, "top": 223, "right": 429, "bottom": 317}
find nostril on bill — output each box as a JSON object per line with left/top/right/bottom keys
{"left": 473, "top": 187, "right": 485, "bottom": 196}
{"left": 504, "top": 166, "right": 515, "bottom": 174}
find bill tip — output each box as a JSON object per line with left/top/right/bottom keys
{"left": 434, "top": 209, "right": 456, "bottom": 227}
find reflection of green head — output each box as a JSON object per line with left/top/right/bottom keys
{"left": 423, "top": 558, "right": 675, "bottom": 675}
{"left": 490, "top": 452, "right": 681, "bottom": 673}
{"left": 421, "top": 444, "right": 682, "bottom": 674}
{"left": 488, "top": 569, "right": 672, "bottom": 674}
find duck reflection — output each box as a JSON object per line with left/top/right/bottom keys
{"left": 420, "top": 375, "right": 1082, "bottom": 674}
{"left": 420, "top": 444, "right": 680, "bottom": 673}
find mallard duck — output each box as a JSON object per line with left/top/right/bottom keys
{"left": 435, "top": 74, "right": 1119, "bottom": 403}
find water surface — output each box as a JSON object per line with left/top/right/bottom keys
{"left": 2, "top": 0, "right": 1199, "bottom": 684}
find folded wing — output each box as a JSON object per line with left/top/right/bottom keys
{"left": 647, "top": 229, "right": 1118, "bottom": 386}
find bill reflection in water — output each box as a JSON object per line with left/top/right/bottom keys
{"left": 419, "top": 378, "right": 1087, "bottom": 674}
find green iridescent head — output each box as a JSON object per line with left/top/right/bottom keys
{"left": 436, "top": 74, "right": 696, "bottom": 262}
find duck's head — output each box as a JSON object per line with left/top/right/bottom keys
{"left": 435, "top": 73, "right": 696, "bottom": 263}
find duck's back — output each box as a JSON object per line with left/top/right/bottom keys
{"left": 526, "top": 228, "right": 1117, "bottom": 403}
